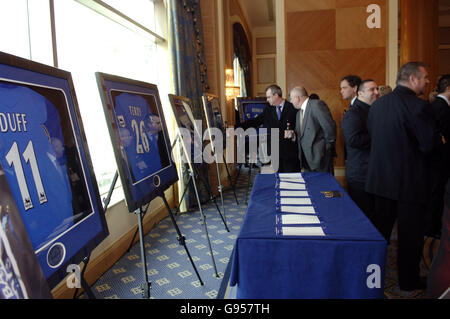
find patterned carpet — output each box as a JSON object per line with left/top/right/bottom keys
{"left": 86, "top": 166, "right": 430, "bottom": 299}
{"left": 383, "top": 226, "right": 429, "bottom": 299}
{"left": 89, "top": 166, "right": 255, "bottom": 299}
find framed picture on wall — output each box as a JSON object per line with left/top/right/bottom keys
{"left": 0, "top": 51, "right": 109, "bottom": 288}
{"left": 96, "top": 73, "right": 178, "bottom": 213}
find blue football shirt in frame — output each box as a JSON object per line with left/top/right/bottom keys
{"left": 113, "top": 92, "right": 162, "bottom": 184}
{"left": 0, "top": 83, "right": 74, "bottom": 251}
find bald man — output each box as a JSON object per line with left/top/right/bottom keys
{"left": 290, "top": 86, "right": 337, "bottom": 174}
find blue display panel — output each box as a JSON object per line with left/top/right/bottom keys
{"left": 0, "top": 52, "right": 108, "bottom": 288}
{"left": 237, "top": 97, "right": 269, "bottom": 124}
{"left": 96, "top": 73, "right": 178, "bottom": 212}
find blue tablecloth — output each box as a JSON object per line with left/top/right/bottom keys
{"left": 229, "top": 172, "right": 387, "bottom": 299}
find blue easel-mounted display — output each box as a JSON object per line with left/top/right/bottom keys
{"left": 236, "top": 97, "right": 270, "bottom": 203}
{"left": 0, "top": 51, "right": 109, "bottom": 289}
{"left": 97, "top": 74, "right": 205, "bottom": 298}
{"left": 96, "top": 73, "right": 177, "bottom": 212}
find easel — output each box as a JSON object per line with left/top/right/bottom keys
{"left": 135, "top": 189, "right": 206, "bottom": 299}
{"left": 72, "top": 171, "right": 119, "bottom": 299}
{"left": 82, "top": 169, "right": 206, "bottom": 299}
{"left": 170, "top": 133, "right": 222, "bottom": 277}
{"left": 234, "top": 133, "right": 261, "bottom": 204}
{"left": 222, "top": 153, "right": 239, "bottom": 205}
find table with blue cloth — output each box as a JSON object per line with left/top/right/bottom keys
{"left": 229, "top": 172, "right": 387, "bottom": 299}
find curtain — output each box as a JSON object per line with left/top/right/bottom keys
{"left": 233, "top": 23, "right": 252, "bottom": 97}
{"left": 169, "top": 0, "right": 209, "bottom": 210}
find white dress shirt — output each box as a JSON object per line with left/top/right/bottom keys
{"left": 437, "top": 94, "right": 450, "bottom": 106}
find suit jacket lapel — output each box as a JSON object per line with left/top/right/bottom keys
{"left": 300, "top": 100, "right": 311, "bottom": 137}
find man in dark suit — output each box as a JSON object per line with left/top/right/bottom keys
{"left": 236, "top": 84, "right": 299, "bottom": 173}
{"left": 290, "top": 86, "right": 337, "bottom": 174}
{"left": 426, "top": 74, "right": 450, "bottom": 237}
{"left": 340, "top": 75, "right": 362, "bottom": 107}
{"left": 341, "top": 79, "right": 379, "bottom": 222}
{"left": 365, "top": 62, "right": 437, "bottom": 291}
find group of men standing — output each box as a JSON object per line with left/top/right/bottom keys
{"left": 341, "top": 63, "right": 449, "bottom": 293}
{"left": 237, "top": 61, "right": 450, "bottom": 294}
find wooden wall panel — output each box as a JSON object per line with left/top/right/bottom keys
{"left": 287, "top": 10, "right": 336, "bottom": 52}
{"left": 286, "top": 0, "right": 336, "bottom": 12}
{"left": 336, "top": 5, "right": 386, "bottom": 49}
{"left": 287, "top": 50, "right": 337, "bottom": 91}
{"left": 335, "top": 0, "right": 386, "bottom": 8}
{"left": 335, "top": 47, "right": 386, "bottom": 85}
{"left": 438, "top": 49, "right": 450, "bottom": 74}
{"left": 286, "top": 1, "right": 387, "bottom": 169}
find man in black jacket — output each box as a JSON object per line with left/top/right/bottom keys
{"left": 342, "top": 79, "right": 379, "bottom": 222}
{"left": 365, "top": 62, "right": 437, "bottom": 291}
{"left": 236, "top": 84, "right": 299, "bottom": 173}
{"left": 426, "top": 74, "right": 450, "bottom": 237}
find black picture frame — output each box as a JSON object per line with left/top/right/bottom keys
{"left": 96, "top": 73, "right": 178, "bottom": 212}
{"left": 237, "top": 97, "right": 269, "bottom": 124}
{"left": 0, "top": 51, "right": 109, "bottom": 288}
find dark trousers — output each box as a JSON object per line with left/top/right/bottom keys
{"left": 372, "top": 195, "right": 426, "bottom": 290}
{"left": 347, "top": 181, "right": 374, "bottom": 223}
{"left": 278, "top": 157, "right": 301, "bottom": 173}
{"left": 427, "top": 205, "right": 450, "bottom": 298}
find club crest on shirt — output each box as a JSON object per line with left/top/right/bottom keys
{"left": 117, "top": 115, "right": 126, "bottom": 128}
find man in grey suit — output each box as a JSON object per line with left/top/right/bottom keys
{"left": 289, "top": 86, "right": 337, "bottom": 174}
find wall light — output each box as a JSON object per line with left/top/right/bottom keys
{"left": 225, "top": 68, "right": 240, "bottom": 101}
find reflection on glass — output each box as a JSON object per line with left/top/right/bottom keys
{"left": 0, "top": 81, "right": 92, "bottom": 252}
{"left": 54, "top": 0, "right": 158, "bottom": 196}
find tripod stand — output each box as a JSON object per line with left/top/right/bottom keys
{"left": 222, "top": 153, "right": 239, "bottom": 205}
{"left": 173, "top": 134, "right": 229, "bottom": 231}
{"left": 72, "top": 171, "right": 120, "bottom": 299}
{"left": 136, "top": 189, "right": 206, "bottom": 299}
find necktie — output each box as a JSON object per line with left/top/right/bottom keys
{"left": 299, "top": 109, "right": 304, "bottom": 131}
{"left": 276, "top": 106, "right": 282, "bottom": 120}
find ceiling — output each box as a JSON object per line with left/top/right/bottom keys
{"left": 237, "top": 0, "right": 275, "bottom": 29}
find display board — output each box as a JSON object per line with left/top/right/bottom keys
{"left": 0, "top": 162, "right": 52, "bottom": 299}
{"left": 0, "top": 52, "right": 108, "bottom": 288}
{"left": 202, "top": 93, "right": 226, "bottom": 150}
{"left": 96, "top": 73, "right": 177, "bottom": 212}
{"left": 237, "top": 97, "right": 269, "bottom": 124}
{"left": 168, "top": 94, "right": 203, "bottom": 164}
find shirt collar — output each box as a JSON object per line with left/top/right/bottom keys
{"left": 351, "top": 96, "right": 357, "bottom": 106}
{"left": 437, "top": 94, "right": 450, "bottom": 106}
{"left": 278, "top": 99, "right": 286, "bottom": 109}
{"left": 301, "top": 98, "right": 309, "bottom": 112}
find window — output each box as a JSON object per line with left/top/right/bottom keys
{"left": 233, "top": 55, "right": 246, "bottom": 97}
{"left": 0, "top": 0, "right": 169, "bottom": 206}
{"left": 0, "top": 0, "right": 53, "bottom": 65}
